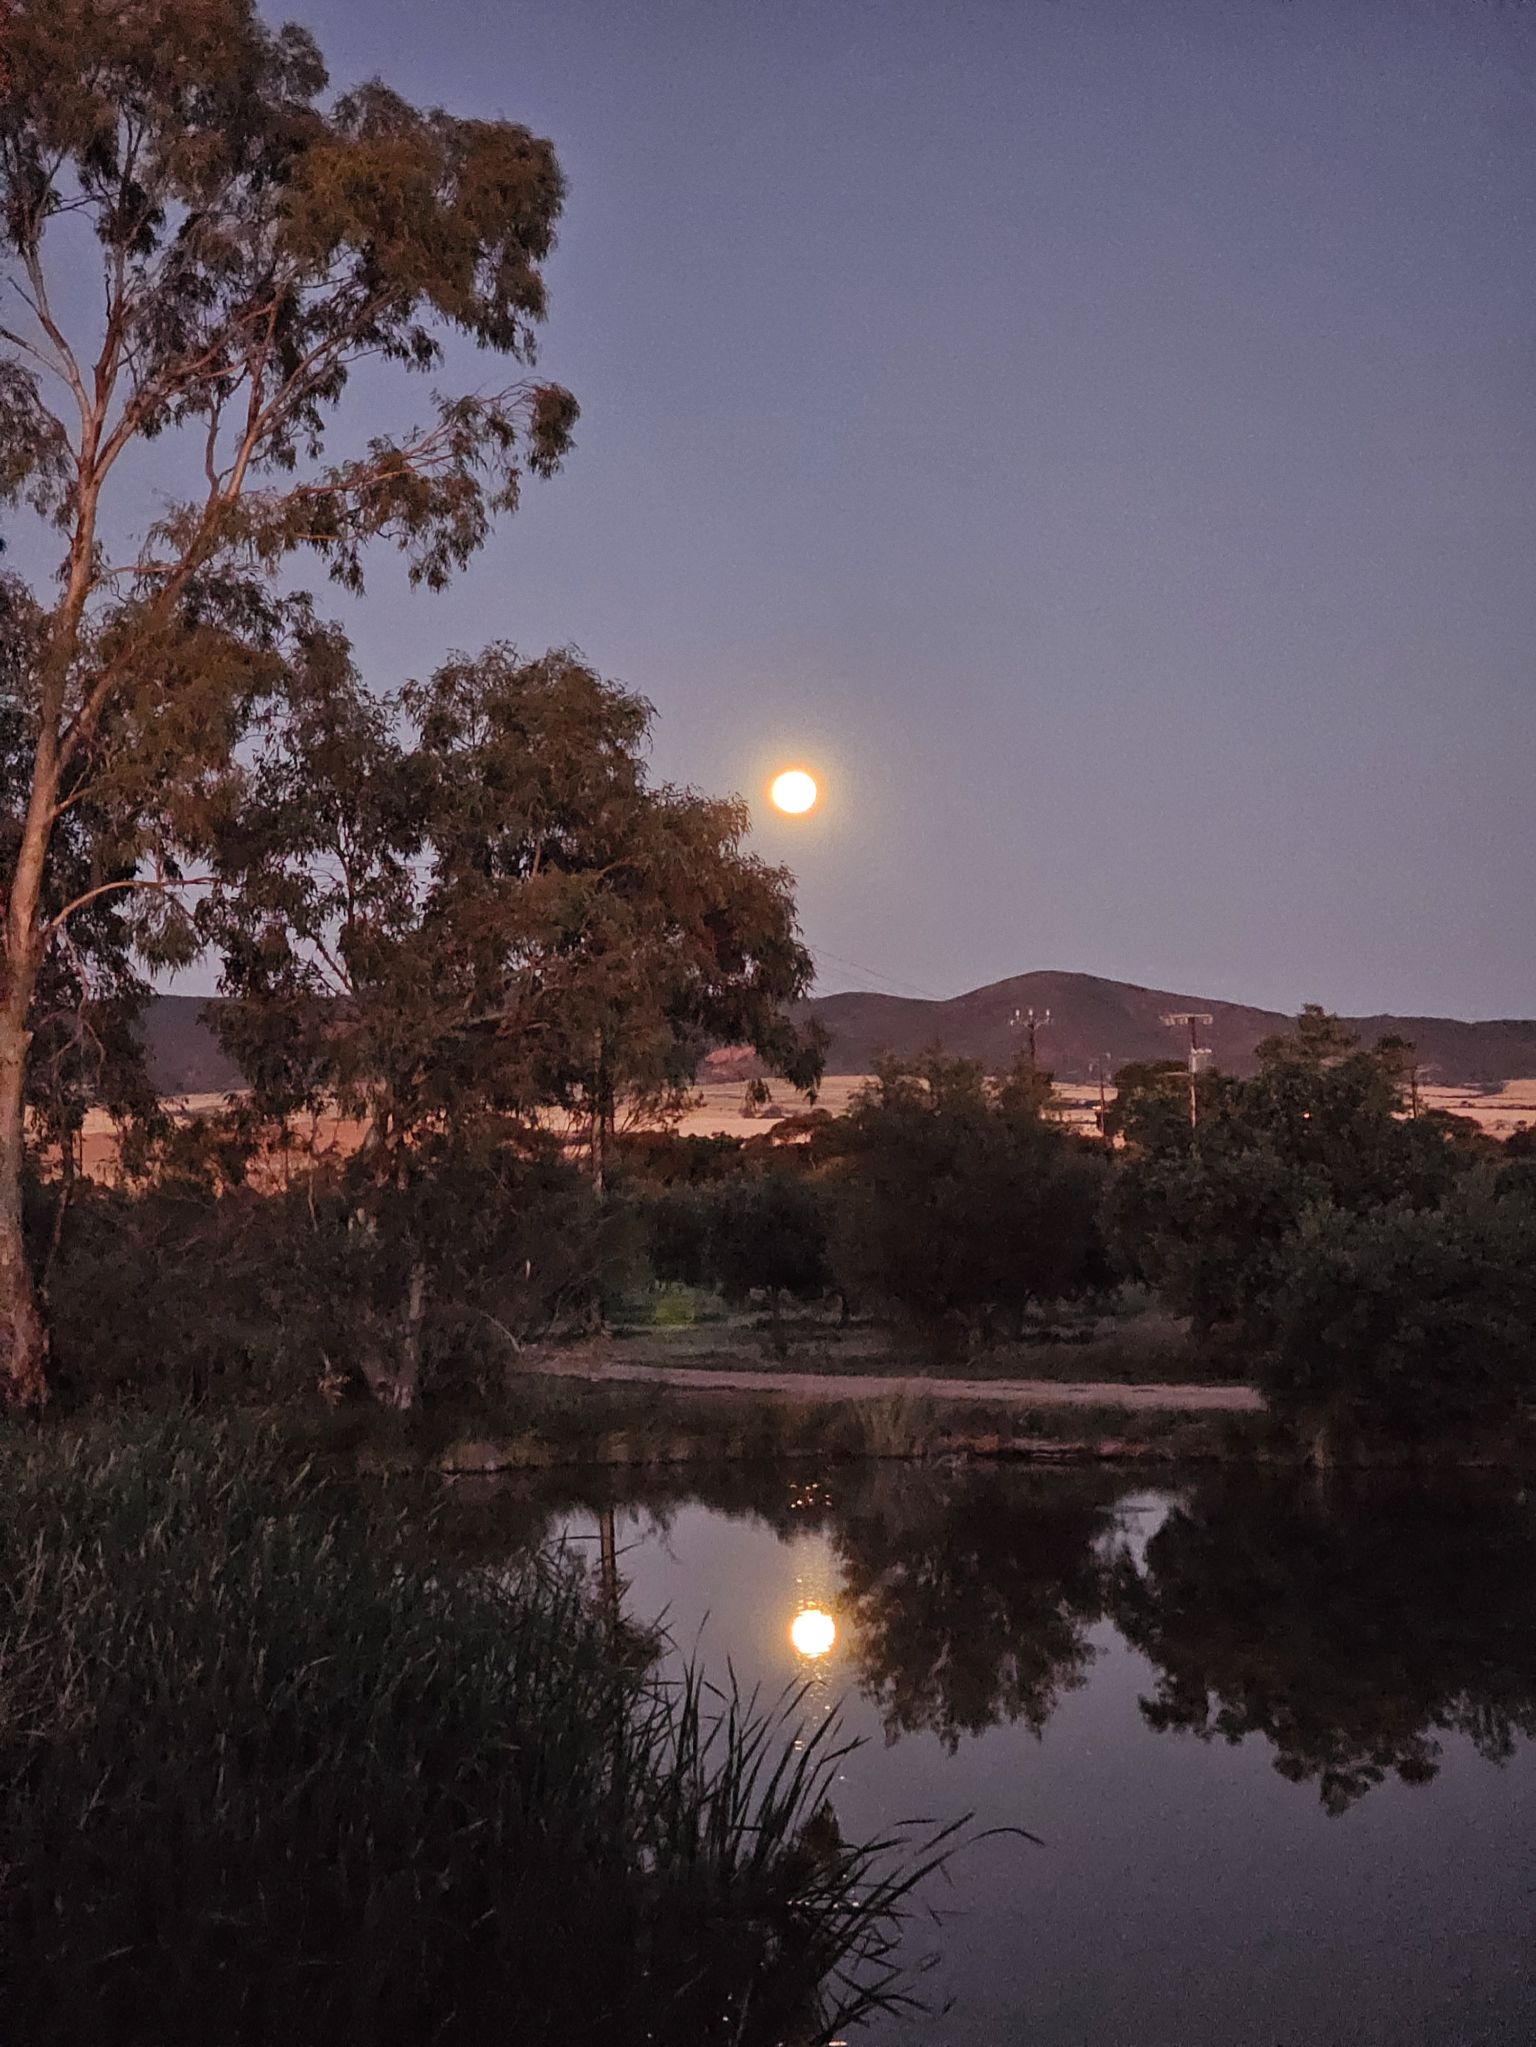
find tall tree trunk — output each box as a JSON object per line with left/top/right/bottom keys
{"left": 2, "top": 822, "right": 52, "bottom": 1408}
{"left": 588, "top": 1028, "right": 607, "bottom": 1196}
{"left": 397, "top": 1257, "right": 427, "bottom": 1411}
{"left": 0, "top": 1001, "right": 46, "bottom": 1407}
{"left": 0, "top": 484, "right": 101, "bottom": 1408}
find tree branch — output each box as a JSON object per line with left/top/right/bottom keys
{"left": 44, "top": 872, "right": 211, "bottom": 940}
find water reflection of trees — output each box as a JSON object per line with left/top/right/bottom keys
{"left": 447, "top": 1462, "right": 1122, "bottom": 1752}
{"left": 453, "top": 1462, "right": 1536, "bottom": 1810}
{"left": 1110, "top": 1474, "right": 1536, "bottom": 1814}
{"left": 826, "top": 1467, "right": 1118, "bottom": 1752}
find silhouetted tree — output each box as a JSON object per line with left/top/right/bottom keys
{"left": 706, "top": 1171, "right": 831, "bottom": 1345}
{"left": 1258, "top": 1180, "right": 1536, "bottom": 1449}
{"left": 823, "top": 1053, "right": 1109, "bottom": 1352}
{"left": 0, "top": 0, "right": 578, "bottom": 1402}
{"left": 201, "top": 643, "right": 820, "bottom": 1404}
{"left": 1107, "top": 1008, "right": 1481, "bottom": 1344}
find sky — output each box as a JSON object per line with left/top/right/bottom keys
{"left": 96, "top": 0, "right": 1536, "bottom": 1014}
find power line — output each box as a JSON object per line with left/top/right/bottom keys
{"left": 806, "top": 945, "right": 943, "bottom": 1002}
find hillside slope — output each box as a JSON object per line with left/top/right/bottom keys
{"left": 793, "top": 971, "right": 1536, "bottom": 1084}
{"left": 137, "top": 995, "right": 244, "bottom": 1096}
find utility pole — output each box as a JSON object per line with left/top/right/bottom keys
{"left": 1010, "top": 1005, "right": 1051, "bottom": 1073}
{"left": 1161, "top": 1012, "right": 1213, "bottom": 1129}
{"left": 1093, "top": 1053, "right": 1112, "bottom": 1142}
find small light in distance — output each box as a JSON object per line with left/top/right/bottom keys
{"left": 770, "top": 768, "right": 818, "bottom": 815}
{"left": 790, "top": 1606, "right": 836, "bottom": 1659}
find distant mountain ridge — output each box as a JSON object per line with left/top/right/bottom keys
{"left": 139, "top": 973, "right": 1536, "bottom": 1096}
{"left": 790, "top": 971, "right": 1536, "bottom": 1086}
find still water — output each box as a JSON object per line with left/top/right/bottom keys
{"left": 466, "top": 1463, "right": 1536, "bottom": 2046}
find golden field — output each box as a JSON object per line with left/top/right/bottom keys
{"left": 61, "top": 1074, "right": 1536, "bottom": 1186}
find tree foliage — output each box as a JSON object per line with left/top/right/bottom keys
{"left": 0, "top": 582, "right": 157, "bottom": 1164}
{"left": 1106, "top": 1010, "right": 1482, "bottom": 1344}
{"left": 1257, "top": 1181, "right": 1536, "bottom": 1447}
{"left": 0, "top": 0, "right": 577, "bottom": 1400}
{"left": 822, "top": 1052, "right": 1109, "bottom": 1351}
{"left": 642, "top": 1163, "right": 831, "bottom": 1347}
{"left": 202, "top": 640, "right": 819, "bottom": 1151}
{"left": 187, "top": 640, "right": 819, "bottom": 1402}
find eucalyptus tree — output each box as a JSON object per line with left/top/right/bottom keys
{"left": 0, "top": 579, "right": 157, "bottom": 1265}
{"left": 202, "top": 642, "right": 822, "bottom": 1405}
{"left": 0, "top": 0, "right": 577, "bottom": 1401}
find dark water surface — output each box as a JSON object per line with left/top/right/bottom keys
{"left": 454, "top": 1463, "right": 1536, "bottom": 2046}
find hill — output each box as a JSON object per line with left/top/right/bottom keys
{"left": 792, "top": 971, "right": 1536, "bottom": 1086}
{"left": 137, "top": 995, "right": 245, "bottom": 1096}
{"left": 138, "top": 973, "right": 1536, "bottom": 1097}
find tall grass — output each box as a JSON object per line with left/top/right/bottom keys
{"left": 0, "top": 1417, "right": 954, "bottom": 2045}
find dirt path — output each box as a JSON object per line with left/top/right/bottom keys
{"left": 527, "top": 1354, "right": 1263, "bottom": 1413}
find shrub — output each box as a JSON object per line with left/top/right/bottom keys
{"left": 1256, "top": 1185, "right": 1536, "bottom": 1449}
{"left": 824, "top": 1055, "right": 1109, "bottom": 1352}
{"left": 37, "top": 1134, "right": 624, "bottom": 1406}
{"left": 0, "top": 1417, "right": 954, "bottom": 2045}
{"left": 708, "top": 1170, "right": 832, "bottom": 1322}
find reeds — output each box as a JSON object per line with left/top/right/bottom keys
{"left": 0, "top": 1415, "right": 953, "bottom": 2045}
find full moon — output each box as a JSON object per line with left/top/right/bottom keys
{"left": 789, "top": 1606, "right": 837, "bottom": 1659}
{"left": 770, "top": 768, "right": 818, "bottom": 815}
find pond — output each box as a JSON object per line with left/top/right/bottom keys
{"left": 453, "top": 1461, "right": 1536, "bottom": 2045}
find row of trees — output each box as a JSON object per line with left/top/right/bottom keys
{"left": 22, "top": 1001, "right": 1536, "bottom": 1447}
{"left": 635, "top": 1010, "right": 1536, "bottom": 1453}
{"left": 641, "top": 1055, "right": 1108, "bottom": 1350}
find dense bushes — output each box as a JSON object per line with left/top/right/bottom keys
{"left": 1106, "top": 1041, "right": 1479, "bottom": 1338}
{"left": 0, "top": 1418, "right": 947, "bottom": 2046}
{"left": 822, "top": 1056, "right": 1110, "bottom": 1351}
{"left": 636, "top": 1055, "right": 1111, "bottom": 1354}
{"left": 33, "top": 1128, "right": 619, "bottom": 1406}
{"left": 1256, "top": 1184, "right": 1536, "bottom": 1449}
{"left": 1107, "top": 1016, "right": 1536, "bottom": 1442}
{"left": 642, "top": 1167, "right": 832, "bottom": 1340}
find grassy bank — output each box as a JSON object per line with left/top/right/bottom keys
{"left": 279, "top": 1374, "right": 1274, "bottom": 1479}
{"left": 598, "top": 1299, "right": 1231, "bottom": 1386}
{"left": 272, "top": 1370, "right": 1536, "bottom": 1481}
{"left": 0, "top": 1416, "right": 954, "bottom": 2046}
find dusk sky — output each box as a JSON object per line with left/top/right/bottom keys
{"left": 285, "top": 0, "right": 1535, "bottom": 1019}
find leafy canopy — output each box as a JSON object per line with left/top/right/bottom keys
{"left": 823, "top": 1051, "right": 1109, "bottom": 1349}
{"left": 202, "top": 640, "right": 823, "bottom": 1150}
